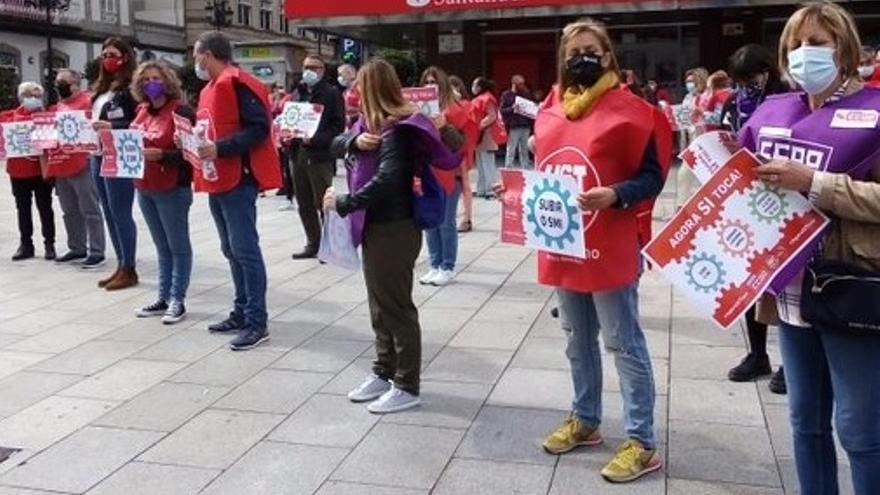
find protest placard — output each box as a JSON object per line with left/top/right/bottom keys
{"left": 173, "top": 113, "right": 202, "bottom": 168}
{"left": 402, "top": 87, "right": 441, "bottom": 118}
{"left": 30, "top": 111, "right": 98, "bottom": 152}
{"left": 512, "top": 96, "right": 539, "bottom": 119}
{"left": 99, "top": 129, "right": 145, "bottom": 179}
{"left": 679, "top": 130, "right": 742, "bottom": 183}
{"left": 500, "top": 168, "right": 586, "bottom": 259}
{"left": 0, "top": 121, "right": 40, "bottom": 159}
{"left": 277, "top": 102, "right": 324, "bottom": 139}
{"left": 642, "top": 149, "right": 829, "bottom": 329}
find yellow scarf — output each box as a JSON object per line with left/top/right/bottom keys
{"left": 562, "top": 72, "right": 620, "bottom": 120}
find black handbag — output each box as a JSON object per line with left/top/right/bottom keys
{"left": 801, "top": 259, "right": 880, "bottom": 334}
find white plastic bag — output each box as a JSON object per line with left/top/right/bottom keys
{"left": 318, "top": 211, "right": 361, "bottom": 271}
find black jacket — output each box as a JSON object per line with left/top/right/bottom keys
{"left": 296, "top": 80, "right": 345, "bottom": 160}
{"left": 331, "top": 126, "right": 425, "bottom": 224}
{"left": 499, "top": 89, "right": 534, "bottom": 130}
{"left": 95, "top": 87, "right": 138, "bottom": 130}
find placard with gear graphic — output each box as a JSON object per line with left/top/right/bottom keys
{"left": 277, "top": 102, "right": 324, "bottom": 140}
{"left": 500, "top": 169, "right": 586, "bottom": 259}
{"left": 0, "top": 121, "right": 40, "bottom": 159}
{"left": 98, "top": 129, "right": 145, "bottom": 179}
{"left": 643, "top": 149, "right": 829, "bottom": 329}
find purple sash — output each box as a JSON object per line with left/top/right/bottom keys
{"left": 739, "top": 88, "right": 880, "bottom": 293}
{"left": 345, "top": 113, "right": 460, "bottom": 246}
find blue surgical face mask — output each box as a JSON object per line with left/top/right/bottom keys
{"left": 302, "top": 70, "right": 320, "bottom": 87}
{"left": 685, "top": 81, "right": 696, "bottom": 94}
{"left": 787, "top": 45, "right": 839, "bottom": 96}
{"left": 22, "top": 96, "right": 43, "bottom": 111}
{"left": 195, "top": 61, "right": 211, "bottom": 82}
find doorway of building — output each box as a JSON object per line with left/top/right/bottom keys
{"left": 485, "top": 31, "right": 557, "bottom": 101}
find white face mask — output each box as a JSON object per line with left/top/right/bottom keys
{"left": 302, "top": 70, "right": 320, "bottom": 87}
{"left": 858, "top": 65, "right": 875, "bottom": 79}
{"left": 22, "top": 96, "right": 43, "bottom": 111}
{"left": 787, "top": 45, "right": 839, "bottom": 96}
{"left": 337, "top": 75, "right": 351, "bottom": 88}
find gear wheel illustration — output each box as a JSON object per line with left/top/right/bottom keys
{"left": 685, "top": 252, "right": 727, "bottom": 294}
{"left": 117, "top": 133, "right": 143, "bottom": 175}
{"left": 281, "top": 105, "right": 302, "bottom": 129}
{"left": 748, "top": 183, "right": 789, "bottom": 224}
{"left": 717, "top": 219, "right": 755, "bottom": 258}
{"left": 525, "top": 178, "right": 581, "bottom": 250}
{"left": 5, "top": 126, "right": 32, "bottom": 155}
{"left": 56, "top": 114, "right": 81, "bottom": 142}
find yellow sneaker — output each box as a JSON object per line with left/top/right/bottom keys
{"left": 600, "top": 439, "right": 662, "bottom": 483}
{"left": 542, "top": 415, "right": 603, "bottom": 454}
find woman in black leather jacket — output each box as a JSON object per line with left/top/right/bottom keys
{"left": 323, "top": 59, "right": 441, "bottom": 415}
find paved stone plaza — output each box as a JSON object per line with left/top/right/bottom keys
{"left": 0, "top": 169, "right": 849, "bottom": 494}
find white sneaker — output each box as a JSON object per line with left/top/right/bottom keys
{"left": 161, "top": 300, "right": 186, "bottom": 325}
{"left": 431, "top": 269, "right": 454, "bottom": 286}
{"left": 348, "top": 374, "right": 391, "bottom": 403}
{"left": 419, "top": 268, "right": 440, "bottom": 285}
{"left": 367, "top": 386, "right": 421, "bottom": 414}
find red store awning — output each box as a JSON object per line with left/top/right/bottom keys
{"left": 285, "top": 0, "right": 677, "bottom": 20}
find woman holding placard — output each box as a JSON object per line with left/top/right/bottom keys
{"left": 128, "top": 60, "right": 195, "bottom": 325}
{"left": 417, "top": 66, "right": 477, "bottom": 286}
{"left": 4, "top": 82, "right": 56, "bottom": 262}
{"left": 91, "top": 37, "right": 140, "bottom": 290}
{"left": 739, "top": 3, "right": 880, "bottom": 493}
{"left": 494, "top": 18, "right": 671, "bottom": 483}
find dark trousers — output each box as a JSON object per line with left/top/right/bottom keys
{"left": 279, "top": 147, "right": 293, "bottom": 201}
{"left": 11, "top": 177, "right": 55, "bottom": 246}
{"left": 292, "top": 148, "right": 334, "bottom": 249}
{"left": 362, "top": 219, "right": 423, "bottom": 395}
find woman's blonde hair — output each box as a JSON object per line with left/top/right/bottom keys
{"left": 779, "top": 1, "right": 862, "bottom": 80}
{"left": 557, "top": 18, "right": 621, "bottom": 92}
{"left": 707, "top": 70, "right": 731, "bottom": 91}
{"left": 686, "top": 67, "right": 709, "bottom": 91}
{"left": 130, "top": 60, "right": 182, "bottom": 103}
{"left": 357, "top": 58, "right": 417, "bottom": 134}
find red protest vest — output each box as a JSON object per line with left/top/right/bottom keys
{"left": 196, "top": 66, "right": 282, "bottom": 194}
{"left": 46, "top": 91, "right": 93, "bottom": 178}
{"left": 433, "top": 99, "right": 479, "bottom": 192}
{"left": 5, "top": 106, "right": 41, "bottom": 179}
{"left": 131, "top": 100, "right": 186, "bottom": 192}
{"left": 473, "top": 92, "right": 507, "bottom": 145}
{"left": 534, "top": 87, "right": 669, "bottom": 293}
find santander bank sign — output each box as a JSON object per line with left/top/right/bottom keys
{"left": 286, "top": 0, "right": 642, "bottom": 19}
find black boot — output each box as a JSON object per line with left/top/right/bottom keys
{"left": 44, "top": 243, "right": 56, "bottom": 261}
{"left": 728, "top": 353, "right": 772, "bottom": 382}
{"left": 12, "top": 243, "right": 35, "bottom": 261}
{"left": 291, "top": 246, "right": 318, "bottom": 260}
{"left": 768, "top": 366, "right": 787, "bottom": 395}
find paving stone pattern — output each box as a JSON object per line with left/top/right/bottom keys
{"left": 0, "top": 169, "right": 843, "bottom": 493}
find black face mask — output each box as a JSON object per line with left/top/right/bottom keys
{"left": 55, "top": 82, "right": 72, "bottom": 99}
{"left": 566, "top": 53, "right": 604, "bottom": 88}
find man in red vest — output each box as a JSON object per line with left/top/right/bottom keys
{"left": 48, "top": 68, "right": 106, "bottom": 267}
{"left": 193, "top": 31, "right": 282, "bottom": 351}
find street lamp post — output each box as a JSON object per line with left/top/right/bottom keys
{"left": 25, "top": 0, "right": 72, "bottom": 105}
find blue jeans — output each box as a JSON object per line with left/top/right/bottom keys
{"left": 779, "top": 323, "right": 880, "bottom": 495}
{"left": 426, "top": 180, "right": 461, "bottom": 271}
{"left": 137, "top": 187, "right": 193, "bottom": 302}
{"left": 504, "top": 127, "right": 532, "bottom": 169}
{"left": 208, "top": 178, "right": 268, "bottom": 329}
{"left": 558, "top": 284, "right": 656, "bottom": 449}
{"left": 91, "top": 156, "right": 137, "bottom": 266}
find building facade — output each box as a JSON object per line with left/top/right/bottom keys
{"left": 286, "top": 0, "right": 879, "bottom": 102}
{"left": 184, "top": 0, "right": 337, "bottom": 89}
{"left": 0, "top": 0, "right": 186, "bottom": 88}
